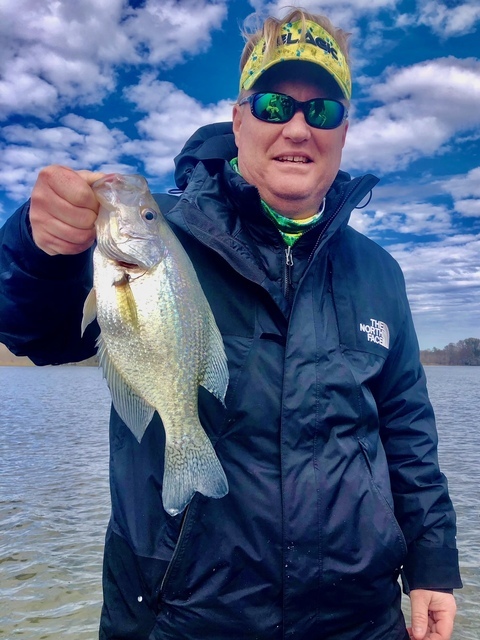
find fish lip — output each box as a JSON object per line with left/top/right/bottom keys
{"left": 116, "top": 255, "right": 155, "bottom": 270}
{"left": 92, "top": 173, "right": 145, "bottom": 188}
{"left": 92, "top": 173, "right": 117, "bottom": 188}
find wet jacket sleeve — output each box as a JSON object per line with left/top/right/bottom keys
{"left": 371, "top": 274, "right": 462, "bottom": 592}
{"left": 0, "top": 201, "right": 98, "bottom": 365}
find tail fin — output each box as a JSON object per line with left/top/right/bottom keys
{"left": 162, "top": 427, "right": 229, "bottom": 517}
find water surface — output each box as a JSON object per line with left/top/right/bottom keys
{"left": 1, "top": 366, "right": 110, "bottom": 639}
{"left": 1, "top": 365, "right": 479, "bottom": 638}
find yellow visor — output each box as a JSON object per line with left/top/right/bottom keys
{"left": 240, "top": 19, "right": 351, "bottom": 100}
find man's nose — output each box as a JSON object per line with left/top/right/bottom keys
{"left": 281, "top": 109, "right": 312, "bottom": 142}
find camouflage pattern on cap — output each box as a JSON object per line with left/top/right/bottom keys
{"left": 240, "top": 19, "right": 351, "bottom": 100}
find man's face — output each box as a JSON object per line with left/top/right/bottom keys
{"left": 232, "top": 76, "right": 349, "bottom": 219}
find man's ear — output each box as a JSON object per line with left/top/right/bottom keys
{"left": 232, "top": 104, "right": 243, "bottom": 145}
{"left": 341, "top": 120, "right": 349, "bottom": 148}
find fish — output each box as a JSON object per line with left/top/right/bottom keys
{"left": 81, "top": 173, "right": 229, "bottom": 516}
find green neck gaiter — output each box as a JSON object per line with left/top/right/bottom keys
{"left": 230, "top": 157, "right": 325, "bottom": 246}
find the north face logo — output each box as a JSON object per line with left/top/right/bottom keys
{"left": 359, "top": 318, "right": 390, "bottom": 349}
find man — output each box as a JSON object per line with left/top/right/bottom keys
{"left": 0, "top": 8, "right": 462, "bottom": 640}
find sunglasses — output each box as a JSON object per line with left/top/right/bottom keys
{"left": 238, "top": 91, "right": 348, "bottom": 130}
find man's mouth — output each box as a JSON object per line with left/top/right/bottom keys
{"left": 275, "top": 156, "right": 311, "bottom": 163}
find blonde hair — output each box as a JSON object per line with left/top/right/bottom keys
{"left": 239, "top": 7, "right": 351, "bottom": 79}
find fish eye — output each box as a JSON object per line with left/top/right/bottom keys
{"left": 143, "top": 208, "right": 158, "bottom": 222}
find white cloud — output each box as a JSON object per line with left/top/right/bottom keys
{"left": 0, "top": 0, "right": 227, "bottom": 121}
{"left": 387, "top": 235, "right": 480, "bottom": 348}
{"left": 0, "top": 69, "right": 59, "bottom": 121}
{"left": 122, "top": 0, "right": 227, "bottom": 66}
{"left": 343, "top": 57, "right": 480, "bottom": 173}
{"left": 0, "top": 117, "right": 129, "bottom": 202}
{"left": 454, "top": 199, "right": 480, "bottom": 217}
{"left": 408, "top": 0, "right": 480, "bottom": 37}
{"left": 441, "top": 166, "right": 480, "bottom": 199}
{"left": 369, "top": 57, "right": 480, "bottom": 128}
{"left": 248, "top": 0, "right": 400, "bottom": 23}
{"left": 350, "top": 201, "right": 454, "bottom": 238}
{"left": 438, "top": 166, "right": 480, "bottom": 218}
{"left": 0, "top": 77, "right": 235, "bottom": 202}
{"left": 344, "top": 111, "right": 449, "bottom": 173}
{"left": 123, "top": 76, "right": 234, "bottom": 177}
{"left": 0, "top": 0, "right": 124, "bottom": 120}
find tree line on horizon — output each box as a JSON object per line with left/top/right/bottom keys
{"left": 420, "top": 337, "right": 480, "bottom": 366}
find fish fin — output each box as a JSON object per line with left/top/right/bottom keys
{"left": 97, "top": 335, "right": 155, "bottom": 442}
{"left": 199, "top": 310, "right": 229, "bottom": 406}
{"left": 162, "top": 425, "right": 228, "bottom": 516}
{"left": 81, "top": 288, "right": 97, "bottom": 336}
{"left": 115, "top": 279, "right": 138, "bottom": 329}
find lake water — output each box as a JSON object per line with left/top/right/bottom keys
{"left": 0, "top": 365, "right": 479, "bottom": 639}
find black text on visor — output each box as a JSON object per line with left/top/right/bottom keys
{"left": 239, "top": 92, "right": 348, "bottom": 130}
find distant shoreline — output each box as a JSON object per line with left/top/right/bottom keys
{"left": 0, "top": 343, "right": 33, "bottom": 366}
{"left": 0, "top": 343, "right": 97, "bottom": 367}
{"left": 2, "top": 342, "right": 478, "bottom": 368}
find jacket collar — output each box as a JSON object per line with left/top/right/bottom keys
{"left": 166, "top": 158, "right": 379, "bottom": 318}
{"left": 169, "top": 157, "right": 378, "bottom": 252}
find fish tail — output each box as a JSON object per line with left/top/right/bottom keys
{"left": 162, "top": 427, "right": 228, "bottom": 517}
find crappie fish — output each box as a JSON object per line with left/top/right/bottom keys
{"left": 81, "top": 174, "right": 229, "bottom": 516}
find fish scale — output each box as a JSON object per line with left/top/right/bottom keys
{"left": 82, "top": 173, "right": 229, "bottom": 516}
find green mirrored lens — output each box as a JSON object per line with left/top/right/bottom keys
{"left": 306, "top": 99, "right": 344, "bottom": 129}
{"left": 252, "top": 93, "right": 294, "bottom": 122}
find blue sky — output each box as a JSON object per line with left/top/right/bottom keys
{"left": 1, "top": 0, "right": 479, "bottom": 349}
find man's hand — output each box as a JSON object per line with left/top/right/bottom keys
{"left": 408, "top": 590, "right": 457, "bottom": 640}
{"left": 30, "top": 165, "right": 105, "bottom": 256}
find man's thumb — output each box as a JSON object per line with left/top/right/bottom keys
{"left": 411, "top": 596, "right": 428, "bottom": 640}
{"left": 76, "top": 169, "right": 107, "bottom": 186}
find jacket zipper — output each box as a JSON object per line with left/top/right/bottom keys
{"left": 281, "top": 181, "right": 365, "bottom": 303}
{"left": 284, "top": 245, "right": 294, "bottom": 302}
{"left": 158, "top": 502, "right": 192, "bottom": 603}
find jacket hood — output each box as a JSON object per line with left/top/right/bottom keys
{"left": 174, "top": 122, "right": 237, "bottom": 191}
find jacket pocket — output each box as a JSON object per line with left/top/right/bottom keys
{"left": 100, "top": 524, "right": 169, "bottom": 639}
{"left": 320, "top": 434, "right": 408, "bottom": 596}
{"left": 157, "top": 494, "right": 200, "bottom": 604}
{"left": 358, "top": 437, "right": 407, "bottom": 557}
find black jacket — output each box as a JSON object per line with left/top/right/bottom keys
{"left": 0, "top": 123, "right": 462, "bottom": 640}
